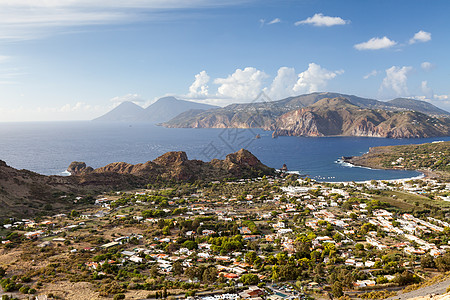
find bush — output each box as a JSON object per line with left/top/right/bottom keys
{"left": 114, "top": 294, "right": 126, "bottom": 300}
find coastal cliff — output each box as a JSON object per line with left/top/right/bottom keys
{"left": 163, "top": 94, "right": 450, "bottom": 139}
{"left": 271, "top": 98, "right": 450, "bottom": 138}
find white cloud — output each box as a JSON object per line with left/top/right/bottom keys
{"left": 0, "top": 0, "right": 246, "bottom": 40}
{"left": 354, "top": 36, "right": 397, "bottom": 50}
{"left": 268, "top": 18, "right": 281, "bottom": 25}
{"left": 109, "top": 94, "right": 144, "bottom": 107}
{"left": 409, "top": 30, "right": 431, "bottom": 44}
{"left": 264, "top": 67, "right": 297, "bottom": 100}
{"left": 380, "top": 66, "right": 413, "bottom": 96}
{"left": 421, "top": 81, "right": 433, "bottom": 99}
{"left": 421, "top": 61, "right": 435, "bottom": 72}
{"left": 184, "top": 64, "right": 343, "bottom": 105}
{"left": 293, "top": 63, "right": 344, "bottom": 94}
{"left": 214, "top": 67, "right": 269, "bottom": 100}
{"left": 295, "top": 13, "right": 349, "bottom": 27}
{"left": 434, "top": 94, "right": 449, "bottom": 101}
{"left": 363, "top": 70, "right": 378, "bottom": 79}
{"left": 188, "top": 70, "right": 210, "bottom": 98}
{"left": 0, "top": 101, "right": 107, "bottom": 122}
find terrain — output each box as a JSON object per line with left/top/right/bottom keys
{"left": 93, "top": 96, "right": 218, "bottom": 123}
{"left": 271, "top": 98, "right": 450, "bottom": 138}
{"left": 343, "top": 141, "right": 450, "bottom": 178}
{"left": 162, "top": 92, "right": 450, "bottom": 139}
{"left": 0, "top": 149, "right": 274, "bottom": 220}
{"left": 1, "top": 171, "right": 450, "bottom": 300}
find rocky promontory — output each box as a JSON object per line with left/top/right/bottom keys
{"left": 68, "top": 149, "right": 275, "bottom": 183}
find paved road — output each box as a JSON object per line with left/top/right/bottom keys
{"left": 386, "top": 279, "right": 450, "bottom": 300}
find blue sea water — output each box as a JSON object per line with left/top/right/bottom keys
{"left": 0, "top": 121, "right": 449, "bottom": 182}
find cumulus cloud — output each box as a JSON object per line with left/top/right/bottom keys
{"left": 409, "top": 30, "right": 431, "bottom": 44}
{"left": 185, "top": 64, "right": 343, "bottom": 105}
{"left": 421, "top": 81, "right": 433, "bottom": 99}
{"left": 188, "top": 70, "right": 210, "bottom": 98}
{"left": 354, "top": 36, "right": 397, "bottom": 50}
{"left": 293, "top": 63, "right": 344, "bottom": 94}
{"left": 363, "top": 70, "right": 378, "bottom": 79}
{"left": 295, "top": 13, "right": 349, "bottom": 27}
{"left": 421, "top": 61, "right": 435, "bottom": 72}
{"left": 264, "top": 67, "right": 297, "bottom": 100}
{"left": 214, "top": 67, "right": 269, "bottom": 100}
{"left": 380, "top": 66, "right": 413, "bottom": 96}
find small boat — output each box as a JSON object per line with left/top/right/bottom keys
{"left": 255, "top": 134, "right": 261, "bottom": 139}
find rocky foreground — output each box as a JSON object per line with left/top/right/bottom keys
{"left": 0, "top": 149, "right": 274, "bottom": 219}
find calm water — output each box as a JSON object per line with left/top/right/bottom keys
{"left": 1, "top": 122, "right": 449, "bottom": 182}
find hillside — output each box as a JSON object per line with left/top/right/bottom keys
{"left": 93, "top": 97, "right": 218, "bottom": 123}
{"left": 162, "top": 92, "right": 450, "bottom": 132}
{"left": 343, "top": 141, "right": 450, "bottom": 177}
{"left": 93, "top": 101, "right": 145, "bottom": 122}
{"left": 0, "top": 149, "right": 273, "bottom": 220}
{"left": 271, "top": 98, "right": 450, "bottom": 138}
{"left": 388, "top": 98, "right": 450, "bottom": 116}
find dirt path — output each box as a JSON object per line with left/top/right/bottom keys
{"left": 386, "top": 279, "right": 450, "bottom": 300}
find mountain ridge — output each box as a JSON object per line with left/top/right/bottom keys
{"left": 93, "top": 96, "right": 218, "bottom": 123}
{"left": 271, "top": 97, "right": 450, "bottom": 138}
{"left": 162, "top": 92, "right": 450, "bottom": 138}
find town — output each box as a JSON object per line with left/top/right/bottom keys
{"left": 1, "top": 172, "right": 450, "bottom": 300}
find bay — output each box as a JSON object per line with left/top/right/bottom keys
{"left": 0, "top": 121, "right": 449, "bottom": 182}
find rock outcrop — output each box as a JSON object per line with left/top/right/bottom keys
{"left": 68, "top": 149, "right": 274, "bottom": 183}
{"left": 0, "top": 149, "right": 274, "bottom": 219}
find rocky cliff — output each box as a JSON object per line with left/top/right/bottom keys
{"left": 271, "top": 98, "right": 450, "bottom": 138}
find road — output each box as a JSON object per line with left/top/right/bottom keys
{"left": 386, "top": 279, "right": 450, "bottom": 300}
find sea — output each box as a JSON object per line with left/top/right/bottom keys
{"left": 1, "top": 121, "right": 449, "bottom": 182}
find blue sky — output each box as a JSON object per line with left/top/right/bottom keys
{"left": 0, "top": 0, "right": 449, "bottom": 121}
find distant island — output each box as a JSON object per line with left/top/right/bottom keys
{"left": 93, "top": 96, "right": 218, "bottom": 123}
{"left": 343, "top": 141, "right": 450, "bottom": 179}
{"left": 162, "top": 92, "right": 450, "bottom": 139}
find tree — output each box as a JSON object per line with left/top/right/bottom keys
{"left": 202, "top": 266, "right": 218, "bottom": 283}
{"left": 240, "top": 274, "right": 259, "bottom": 285}
{"left": 70, "top": 210, "right": 80, "bottom": 218}
{"left": 172, "top": 261, "right": 184, "bottom": 276}
{"left": 331, "top": 281, "right": 343, "bottom": 298}
{"left": 150, "top": 265, "right": 159, "bottom": 278}
{"left": 420, "top": 255, "right": 436, "bottom": 269}
{"left": 245, "top": 251, "right": 257, "bottom": 265}
{"left": 435, "top": 253, "right": 450, "bottom": 272}
{"left": 182, "top": 240, "right": 197, "bottom": 250}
